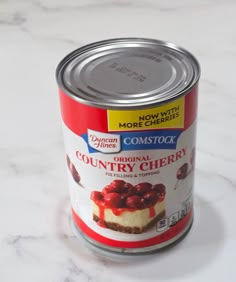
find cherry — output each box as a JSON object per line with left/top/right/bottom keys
{"left": 177, "top": 163, "right": 188, "bottom": 180}
{"left": 190, "top": 148, "right": 195, "bottom": 166}
{"left": 102, "top": 183, "right": 128, "bottom": 195}
{"left": 90, "top": 191, "right": 103, "bottom": 201}
{"left": 70, "top": 163, "right": 81, "bottom": 183}
{"left": 123, "top": 182, "right": 134, "bottom": 190}
{"left": 143, "top": 191, "right": 159, "bottom": 206}
{"left": 110, "top": 180, "right": 126, "bottom": 189}
{"left": 152, "top": 184, "right": 166, "bottom": 201}
{"left": 121, "top": 189, "right": 136, "bottom": 199}
{"left": 104, "top": 192, "right": 124, "bottom": 208}
{"left": 66, "top": 154, "right": 71, "bottom": 168}
{"left": 126, "top": 195, "right": 145, "bottom": 209}
{"left": 101, "top": 185, "right": 113, "bottom": 195}
{"left": 152, "top": 184, "right": 166, "bottom": 195}
{"left": 106, "top": 179, "right": 127, "bottom": 193}
{"left": 66, "top": 155, "right": 81, "bottom": 183}
{"left": 135, "top": 182, "right": 152, "bottom": 195}
{"left": 121, "top": 183, "right": 135, "bottom": 199}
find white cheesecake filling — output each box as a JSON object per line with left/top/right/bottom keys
{"left": 92, "top": 201, "right": 165, "bottom": 227}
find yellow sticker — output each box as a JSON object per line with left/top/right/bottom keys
{"left": 108, "top": 97, "right": 184, "bottom": 131}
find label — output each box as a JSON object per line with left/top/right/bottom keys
{"left": 108, "top": 97, "right": 184, "bottom": 131}
{"left": 86, "top": 129, "right": 121, "bottom": 153}
{"left": 59, "top": 86, "right": 198, "bottom": 250}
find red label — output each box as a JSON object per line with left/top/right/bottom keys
{"left": 72, "top": 208, "right": 193, "bottom": 248}
{"left": 60, "top": 86, "right": 198, "bottom": 251}
{"left": 59, "top": 87, "right": 198, "bottom": 135}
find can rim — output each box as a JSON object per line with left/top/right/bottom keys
{"left": 56, "top": 38, "right": 200, "bottom": 109}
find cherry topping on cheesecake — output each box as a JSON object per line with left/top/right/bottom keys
{"left": 120, "top": 183, "right": 135, "bottom": 199}
{"left": 151, "top": 184, "right": 166, "bottom": 200}
{"left": 126, "top": 195, "right": 145, "bottom": 209}
{"left": 103, "top": 192, "right": 124, "bottom": 208}
{"left": 101, "top": 185, "right": 114, "bottom": 196}
{"left": 143, "top": 191, "right": 159, "bottom": 206}
{"left": 91, "top": 191, "right": 103, "bottom": 201}
{"left": 109, "top": 180, "right": 126, "bottom": 192}
{"left": 102, "top": 180, "right": 128, "bottom": 195}
{"left": 91, "top": 180, "right": 166, "bottom": 210}
{"left": 135, "top": 182, "right": 152, "bottom": 196}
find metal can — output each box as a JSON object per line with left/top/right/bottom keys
{"left": 56, "top": 38, "right": 200, "bottom": 254}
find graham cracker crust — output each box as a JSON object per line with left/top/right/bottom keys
{"left": 93, "top": 210, "right": 166, "bottom": 234}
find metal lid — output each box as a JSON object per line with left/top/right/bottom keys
{"left": 56, "top": 38, "right": 200, "bottom": 109}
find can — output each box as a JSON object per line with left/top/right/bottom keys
{"left": 56, "top": 38, "right": 200, "bottom": 254}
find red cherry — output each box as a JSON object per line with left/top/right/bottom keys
{"left": 101, "top": 185, "right": 113, "bottom": 195}
{"left": 152, "top": 184, "right": 166, "bottom": 195}
{"left": 90, "top": 191, "right": 103, "bottom": 201}
{"left": 135, "top": 182, "right": 152, "bottom": 195}
{"left": 143, "top": 191, "right": 159, "bottom": 206}
{"left": 120, "top": 182, "right": 134, "bottom": 198}
{"left": 104, "top": 192, "right": 124, "bottom": 208}
{"left": 123, "top": 182, "right": 133, "bottom": 190}
{"left": 69, "top": 163, "right": 81, "bottom": 183}
{"left": 121, "top": 188, "right": 136, "bottom": 199}
{"left": 177, "top": 163, "right": 188, "bottom": 180}
{"left": 152, "top": 184, "right": 166, "bottom": 201}
{"left": 105, "top": 180, "right": 127, "bottom": 193}
{"left": 110, "top": 180, "right": 126, "bottom": 189}
{"left": 126, "top": 195, "right": 145, "bottom": 209}
{"left": 102, "top": 183, "right": 127, "bottom": 195}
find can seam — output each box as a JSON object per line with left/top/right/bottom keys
{"left": 56, "top": 37, "right": 200, "bottom": 110}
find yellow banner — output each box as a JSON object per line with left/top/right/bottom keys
{"left": 108, "top": 97, "right": 184, "bottom": 131}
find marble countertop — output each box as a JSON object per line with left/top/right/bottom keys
{"left": 1, "top": 0, "right": 236, "bottom": 281}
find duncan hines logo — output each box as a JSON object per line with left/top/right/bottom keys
{"left": 88, "top": 129, "right": 121, "bottom": 153}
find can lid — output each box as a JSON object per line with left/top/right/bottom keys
{"left": 56, "top": 38, "right": 200, "bottom": 109}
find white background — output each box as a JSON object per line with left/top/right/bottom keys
{"left": 1, "top": 0, "right": 236, "bottom": 281}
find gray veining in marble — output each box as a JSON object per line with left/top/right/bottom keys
{"left": 1, "top": 0, "right": 236, "bottom": 281}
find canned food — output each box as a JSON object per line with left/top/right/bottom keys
{"left": 56, "top": 38, "right": 200, "bottom": 254}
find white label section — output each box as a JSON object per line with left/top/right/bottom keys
{"left": 88, "top": 129, "right": 121, "bottom": 153}
{"left": 62, "top": 121, "right": 196, "bottom": 242}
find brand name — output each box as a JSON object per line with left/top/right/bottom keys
{"left": 86, "top": 129, "right": 121, "bottom": 153}
{"left": 89, "top": 134, "right": 118, "bottom": 149}
{"left": 123, "top": 136, "right": 176, "bottom": 145}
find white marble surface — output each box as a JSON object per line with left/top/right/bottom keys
{"left": 1, "top": 0, "right": 236, "bottom": 281}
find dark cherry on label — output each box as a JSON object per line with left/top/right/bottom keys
{"left": 176, "top": 163, "right": 188, "bottom": 180}
{"left": 66, "top": 155, "right": 81, "bottom": 183}
{"left": 135, "top": 182, "right": 152, "bottom": 196}
{"left": 70, "top": 163, "right": 81, "bottom": 183}
{"left": 109, "top": 180, "right": 126, "bottom": 189}
{"left": 152, "top": 184, "right": 166, "bottom": 195}
{"left": 121, "top": 188, "right": 136, "bottom": 200}
{"left": 104, "top": 192, "right": 124, "bottom": 208}
{"left": 143, "top": 191, "right": 159, "bottom": 206}
{"left": 91, "top": 191, "right": 103, "bottom": 201}
{"left": 66, "top": 154, "right": 71, "bottom": 168}
{"left": 126, "top": 195, "right": 145, "bottom": 209}
{"left": 101, "top": 185, "right": 114, "bottom": 195}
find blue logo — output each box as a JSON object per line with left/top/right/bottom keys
{"left": 82, "top": 129, "right": 182, "bottom": 153}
